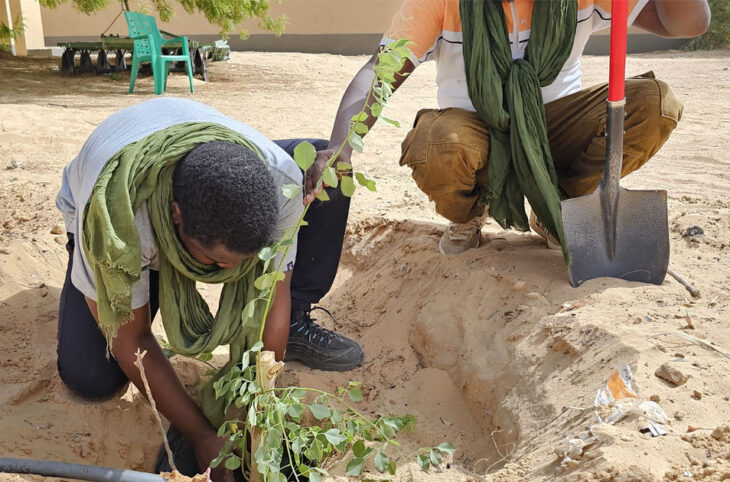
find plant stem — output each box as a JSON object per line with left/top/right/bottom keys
{"left": 253, "top": 68, "right": 380, "bottom": 379}
{"left": 134, "top": 349, "right": 177, "bottom": 473}
{"left": 278, "top": 418, "right": 301, "bottom": 482}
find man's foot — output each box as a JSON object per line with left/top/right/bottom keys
{"left": 438, "top": 215, "right": 484, "bottom": 256}
{"left": 285, "top": 301, "right": 364, "bottom": 371}
{"left": 529, "top": 211, "right": 561, "bottom": 249}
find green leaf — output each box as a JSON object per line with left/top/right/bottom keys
{"left": 250, "top": 341, "right": 264, "bottom": 352}
{"left": 387, "top": 461, "right": 397, "bottom": 475}
{"left": 270, "top": 473, "right": 287, "bottom": 482}
{"left": 242, "top": 299, "right": 257, "bottom": 321}
{"left": 322, "top": 166, "right": 338, "bottom": 188}
{"left": 346, "top": 456, "right": 367, "bottom": 477}
{"left": 196, "top": 352, "right": 213, "bottom": 362}
{"left": 293, "top": 141, "right": 316, "bottom": 171}
{"left": 281, "top": 183, "right": 303, "bottom": 199}
{"left": 241, "top": 350, "right": 251, "bottom": 370}
{"left": 254, "top": 271, "right": 286, "bottom": 290}
{"left": 383, "top": 418, "right": 401, "bottom": 432}
{"left": 258, "top": 245, "right": 277, "bottom": 261}
{"left": 247, "top": 404, "right": 257, "bottom": 427}
{"left": 429, "top": 449, "right": 442, "bottom": 467}
{"left": 330, "top": 408, "right": 343, "bottom": 424}
{"left": 353, "top": 121, "right": 369, "bottom": 135}
{"left": 306, "top": 438, "right": 324, "bottom": 462}
{"left": 287, "top": 403, "right": 304, "bottom": 419}
{"left": 355, "top": 172, "right": 377, "bottom": 192}
{"left": 347, "top": 387, "right": 363, "bottom": 402}
{"left": 352, "top": 439, "right": 367, "bottom": 458}
{"left": 323, "top": 428, "right": 346, "bottom": 446}
{"left": 308, "top": 472, "right": 322, "bottom": 482}
{"left": 224, "top": 455, "right": 241, "bottom": 470}
{"left": 308, "top": 404, "right": 331, "bottom": 420}
{"left": 371, "top": 102, "right": 382, "bottom": 118}
{"left": 437, "top": 442, "right": 456, "bottom": 455}
{"left": 266, "top": 428, "right": 283, "bottom": 448}
{"left": 348, "top": 132, "right": 364, "bottom": 153}
{"left": 336, "top": 161, "right": 352, "bottom": 172}
{"left": 315, "top": 188, "right": 330, "bottom": 201}
{"left": 340, "top": 176, "right": 356, "bottom": 197}
{"left": 291, "top": 388, "right": 307, "bottom": 400}
{"left": 292, "top": 436, "right": 305, "bottom": 455}
{"left": 380, "top": 114, "right": 401, "bottom": 128}
{"left": 374, "top": 450, "right": 388, "bottom": 473}
{"left": 417, "top": 453, "right": 430, "bottom": 471}
{"left": 352, "top": 111, "right": 368, "bottom": 122}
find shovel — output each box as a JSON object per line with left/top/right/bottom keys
{"left": 560, "top": 0, "right": 669, "bottom": 287}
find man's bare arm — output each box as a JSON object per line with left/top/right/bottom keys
{"left": 262, "top": 270, "right": 292, "bottom": 361}
{"left": 304, "top": 51, "right": 415, "bottom": 204}
{"left": 85, "top": 297, "right": 232, "bottom": 481}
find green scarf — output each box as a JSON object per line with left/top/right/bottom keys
{"left": 460, "top": 0, "right": 577, "bottom": 260}
{"left": 82, "top": 122, "right": 270, "bottom": 426}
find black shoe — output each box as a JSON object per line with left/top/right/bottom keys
{"left": 285, "top": 300, "right": 364, "bottom": 371}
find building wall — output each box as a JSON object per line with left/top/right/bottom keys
{"left": 40, "top": 0, "right": 687, "bottom": 55}
{"left": 3, "top": 0, "right": 46, "bottom": 55}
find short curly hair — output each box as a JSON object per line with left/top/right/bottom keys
{"left": 172, "top": 141, "right": 278, "bottom": 254}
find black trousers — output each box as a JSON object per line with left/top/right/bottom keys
{"left": 56, "top": 138, "right": 350, "bottom": 400}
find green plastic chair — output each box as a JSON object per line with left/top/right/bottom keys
{"left": 124, "top": 11, "right": 194, "bottom": 95}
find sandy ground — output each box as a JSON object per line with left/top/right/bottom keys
{"left": 1, "top": 47, "right": 729, "bottom": 481}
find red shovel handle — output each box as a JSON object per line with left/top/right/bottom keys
{"left": 608, "top": 0, "right": 628, "bottom": 101}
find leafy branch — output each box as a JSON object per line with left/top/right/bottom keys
{"left": 0, "top": 16, "right": 25, "bottom": 50}
{"left": 211, "top": 39, "right": 456, "bottom": 481}
{"left": 38, "top": 0, "right": 285, "bottom": 39}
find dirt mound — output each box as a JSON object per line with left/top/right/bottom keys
{"left": 2, "top": 216, "right": 730, "bottom": 481}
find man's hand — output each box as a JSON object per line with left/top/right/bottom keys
{"left": 83, "top": 297, "right": 232, "bottom": 481}
{"left": 304, "top": 148, "right": 348, "bottom": 205}
{"left": 194, "top": 432, "right": 234, "bottom": 482}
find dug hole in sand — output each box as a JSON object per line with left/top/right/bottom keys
{"left": 1, "top": 49, "right": 730, "bottom": 481}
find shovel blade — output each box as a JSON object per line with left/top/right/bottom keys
{"left": 561, "top": 187, "right": 669, "bottom": 287}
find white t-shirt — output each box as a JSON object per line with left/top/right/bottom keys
{"left": 56, "top": 98, "right": 304, "bottom": 308}
{"left": 381, "top": 0, "right": 649, "bottom": 108}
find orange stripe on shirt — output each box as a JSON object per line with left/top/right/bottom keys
{"left": 385, "top": 0, "right": 445, "bottom": 59}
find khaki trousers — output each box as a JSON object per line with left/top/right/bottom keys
{"left": 400, "top": 73, "right": 683, "bottom": 224}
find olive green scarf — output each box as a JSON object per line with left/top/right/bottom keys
{"left": 82, "top": 122, "right": 269, "bottom": 426}
{"left": 460, "top": 0, "right": 577, "bottom": 260}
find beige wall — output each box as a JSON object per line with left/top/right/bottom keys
{"left": 3, "top": 0, "right": 46, "bottom": 55}
{"left": 37, "top": 0, "right": 687, "bottom": 55}
{"left": 40, "top": 0, "right": 400, "bottom": 38}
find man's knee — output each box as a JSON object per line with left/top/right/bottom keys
{"left": 626, "top": 77, "right": 683, "bottom": 130}
{"left": 57, "top": 352, "right": 128, "bottom": 400}
{"left": 400, "top": 109, "right": 489, "bottom": 221}
{"left": 623, "top": 77, "right": 683, "bottom": 170}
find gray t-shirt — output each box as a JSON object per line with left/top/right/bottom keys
{"left": 56, "top": 98, "right": 303, "bottom": 308}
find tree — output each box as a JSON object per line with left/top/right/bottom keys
{"left": 39, "top": 0, "right": 285, "bottom": 38}
{"left": 0, "top": 16, "right": 25, "bottom": 51}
